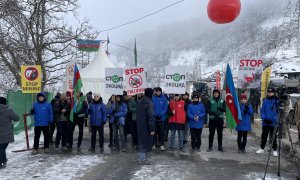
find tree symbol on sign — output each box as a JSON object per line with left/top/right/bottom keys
{"left": 112, "top": 75, "right": 120, "bottom": 83}
{"left": 173, "top": 73, "right": 181, "bottom": 82}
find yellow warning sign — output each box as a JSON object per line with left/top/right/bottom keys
{"left": 21, "top": 65, "right": 42, "bottom": 93}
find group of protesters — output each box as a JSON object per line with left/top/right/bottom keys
{"left": 0, "top": 85, "right": 284, "bottom": 167}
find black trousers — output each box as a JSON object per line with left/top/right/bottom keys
{"left": 68, "top": 115, "right": 84, "bottom": 147}
{"left": 131, "top": 121, "right": 138, "bottom": 146}
{"left": 237, "top": 131, "right": 248, "bottom": 150}
{"left": 0, "top": 143, "right": 8, "bottom": 165}
{"left": 209, "top": 120, "right": 224, "bottom": 148}
{"left": 109, "top": 122, "right": 114, "bottom": 144}
{"left": 153, "top": 121, "right": 165, "bottom": 146}
{"left": 49, "top": 121, "right": 56, "bottom": 142}
{"left": 260, "top": 126, "right": 278, "bottom": 151}
{"left": 55, "top": 121, "right": 68, "bottom": 147}
{"left": 190, "top": 128, "right": 202, "bottom": 150}
{"left": 33, "top": 126, "right": 49, "bottom": 150}
{"left": 91, "top": 126, "right": 104, "bottom": 149}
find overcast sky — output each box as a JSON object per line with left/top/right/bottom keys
{"left": 77, "top": 0, "right": 208, "bottom": 43}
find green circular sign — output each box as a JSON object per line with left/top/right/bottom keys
{"left": 112, "top": 75, "right": 120, "bottom": 83}
{"left": 173, "top": 73, "right": 181, "bottom": 82}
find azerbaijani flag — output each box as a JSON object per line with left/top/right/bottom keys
{"left": 76, "top": 39, "right": 101, "bottom": 52}
{"left": 70, "top": 63, "right": 83, "bottom": 122}
{"left": 224, "top": 64, "right": 242, "bottom": 130}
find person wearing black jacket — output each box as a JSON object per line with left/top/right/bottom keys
{"left": 182, "top": 92, "right": 191, "bottom": 145}
{"left": 136, "top": 88, "right": 155, "bottom": 164}
{"left": 201, "top": 91, "right": 210, "bottom": 125}
{"left": 50, "top": 93, "right": 61, "bottom": 144}
{"left": 55, "top": 94, "right": 70, "bottom": 150}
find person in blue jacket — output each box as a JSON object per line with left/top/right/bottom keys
{"left": 152, "top": 87, "right": 168, "bottom": 151}
{"left": 30, "top": 92, "right": 53, "bottom": 154}
{"left": 187, "top": 94, "right": 206, "bottom": 152}
{"left": 109, "top": 95, "right": 128, "bottom": 152}
{"left": 256, "top": 88, "right": 279, "bottom": 157}
{"left": 88, "top": 93, "right": 107, "bottom": 153}
{"left": 236, "top": 93, "right": 253, "bottom": 153}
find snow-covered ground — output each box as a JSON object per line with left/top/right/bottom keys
{"left": 0, "top": 130, "right": 105, "bottom": 180}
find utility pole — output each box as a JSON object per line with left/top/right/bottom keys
{"left": 134, "top": 39, "right": 137, "bottom": 67}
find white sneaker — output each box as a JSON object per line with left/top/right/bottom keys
{"left": 152, "top": 146, "right": 157, "bottom": 151}
{"left": 256, "top": 148, "right": 264, "bottom": 154}
{"left": 273, "top": 151, "right": 278, "bottom": 157}
{"left": 160, "top": 146, "right": 165, "bottom": 151}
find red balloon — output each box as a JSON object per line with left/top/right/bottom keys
{"left": 207, "top": 0, "right": 241, "bottom": 24}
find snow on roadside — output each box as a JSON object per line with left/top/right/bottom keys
{"left": 0, "top": 129, "right": 105, "bottom": 180}
{"left": 244, "top": 172, "right": 289, "bottom": 180}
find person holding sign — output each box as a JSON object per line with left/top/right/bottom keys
{"left": 187, "top": 95, "right": 206, "bottom": 152}
{"left": 152, "top": 87, "right": 168, "bottom": 151}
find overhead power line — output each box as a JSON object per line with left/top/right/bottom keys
{"left": 99, "top": 0, "right": 185, "bottom": 33}
{"left": 109, "top": 41, "right": 209, "bottom": 64}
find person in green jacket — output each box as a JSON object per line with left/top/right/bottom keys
{"left": 207, "top": 89, "right": 226, "bottom": 152}
{"left": 129, "top": 93, "right": 142, "bottom": 151}
{"left": 67, "top": 91, "right": 88, "bottom": 151}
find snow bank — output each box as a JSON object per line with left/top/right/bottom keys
{"left": 0, "top": 129, "right": 105, "bottom": 180}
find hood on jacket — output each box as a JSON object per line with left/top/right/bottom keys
{"left": 37, "top": 92, "right": 46, "bottom": 102}
{"left": 0, "top": 104, "right": 7, "bottom": 115}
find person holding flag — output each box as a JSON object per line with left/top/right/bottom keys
{"left": 207, "top": 89, "right": 226, "bottom": 152}
{"left": 236, "top": 94, "right": 253, "bottom": 153}
{"left": 67, "top": 63, "right": 88, "bottom": 151}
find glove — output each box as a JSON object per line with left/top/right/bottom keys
{"left": 30, "top": 109, "right": 34, "bottom": 115}
{"left": 244, "top": 105, "right": 249, "bottom": 114}
{"left": 263, "top": 119, "right": 273, "bottom": 124}
{"left": 155, "top": 115, "right": 161, "bottom": 121}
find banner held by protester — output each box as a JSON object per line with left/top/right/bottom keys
{"left": 164, "top": 66, "right": 187, "bottom": 94}
{"left": 21, "top": 65, "right": 42, "bottom": 93}
{"left": 105, "top": 68, "right": 124, "bottom": 95}
{"left": 125, "top": 67, "right": 146, "bottom": 95}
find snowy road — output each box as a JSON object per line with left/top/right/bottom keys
{"left": 1, "top": 126, "right": 299, "bottom": 180}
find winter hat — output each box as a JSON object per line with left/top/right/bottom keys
{"left": 213, "top": 89, "right": 220, "bottom": 94}
{"left": 240, "top": 93, "right": 247, "bottom": 100}
{"left": 145, "top": 88, "right": 154, "bottom": 98}
{"left": 0, "top": 97, "right": 7, "bottom": 105}
{"left": 123, "top": 91, "right": 128, "bottom": 96}
{"left": 94, "top": 92, "right": 101, "bottom": 97}
{"left": 267, "top": 88, "right": 276, "bottom": 93}
{"left": 60, "top": 93, "right": 67, "bottom": 101}
{"left": 66, "top": 91, "right": 71, "bottom": 97}
{"left": 192, "top": 94, "right": 199, "bottom": 99}
{"left": 155, "top": 87, "right": 162, "bottom": 92}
